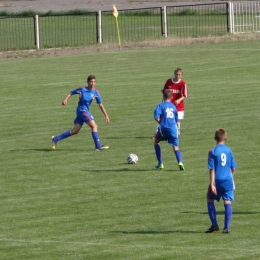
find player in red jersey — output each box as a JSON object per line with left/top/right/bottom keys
{"left": 153, "top": 68, "right": 188, "bottom": 138}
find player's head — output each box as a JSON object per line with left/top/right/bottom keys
{"left": 87, "top": 75, "right": 96, "bottom": 88}
{"left": 174, "top": 68, "right": 183, "bottom": 80}
{"left": 214, "top": 128, "right": 227, "bottom": 142}
{"left": 163, "top": 89, "right": 173, "bottom": 100}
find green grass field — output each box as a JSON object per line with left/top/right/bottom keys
{"left": 1, "top": 40, "right": 260, "bottom": 259}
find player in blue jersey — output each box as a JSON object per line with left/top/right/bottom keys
{"left": 51, "top": 75, "right": 109, "bottom": 151}
{"left": 205, "top": 128, "right": 237, "bottom": 234}
{"left": 153, "top": 89, "right": 185, "bottom": 171}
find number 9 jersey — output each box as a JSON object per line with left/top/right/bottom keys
{"left": 208, "top": 144, "right": 237, "bottom": 191}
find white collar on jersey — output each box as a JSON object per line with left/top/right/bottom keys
{"left": 171, "top": 78, "right": 181, "bottom": 84}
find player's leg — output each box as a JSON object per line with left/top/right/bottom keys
{"left": 154, "top": 137, "right": 164, "bottom": 169}
{"left": 52, "top": 123, "right": 82, "bottom": 149}
{"left": 80, "top": 110, "right": 108, "bottom": 150}
{"left": 87, "top": 120, "right": 108, "bottom": 151}
{"left": 177, "top": 111, "right": 184, "bottom": 137}
{"left": 169, "top": 135, "right": 185, "bottom": 170}
{"left": 205, "top": 187, "right": 219, "bottom": 233}
{"left": 222, "top": 191, "right": 234, "bottom": 233}
{"left": 152, "top": 123, "right": 159, "bottom": 139}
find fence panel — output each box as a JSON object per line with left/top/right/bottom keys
{"left": 101, "top": 8, "right": 162, "bottom": 43}
{"left": 0, "top": 16, "right": 35, "bottom": 51}
{"left": 38, "top": 13, "right": 98, "bottom": 48}
{"left": 166, "top": 3, "right": 229, "bottom": 37}
{"left": 232, "top": 1, "right": 260, "bottom": 33}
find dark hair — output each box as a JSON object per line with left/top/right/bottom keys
{"left": 163, "top": 89, "right": 173, "bottom": 100}
{"left": 87, "top": 75, "right": 96, "bottom": 82}
{"left": 214, "top": 128, "right": 227, "bottom": 142}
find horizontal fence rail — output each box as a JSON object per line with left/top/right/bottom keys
{"left": 0, "top": 2, "right": 259, "bottom": 51}
{"left": 0, "top": 16, "right": 35, "bottom": 50}
{"left": 166, "top": 3, "right": 229, "bottom": 37}
{"left": 101, "top": 7, "right": 163, "bottom": 43}
{"left": 38, "top": 12, "right": 98, "bottom": 48}
{"left": 231, "top": 1, "right": 260, "bottom": 33}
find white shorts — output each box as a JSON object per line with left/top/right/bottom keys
{"left": 177, "top": 111, "right": 184, "bottom": 120}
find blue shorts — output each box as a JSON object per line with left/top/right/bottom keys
{"left": 156, "top": 129, "right": 179, "bottom": 147}
{"left": 74, "top": 110, "right": 94, "bottom": 126}
{"left": 207, "top": 185, "right": 234, "bottom": 202}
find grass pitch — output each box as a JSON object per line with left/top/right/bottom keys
{"left": 1, "top": 40, "right": 260, "bottom": 259}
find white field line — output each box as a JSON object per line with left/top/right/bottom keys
{"left": 42, "top": 82, "right": 71, "bottom": 86}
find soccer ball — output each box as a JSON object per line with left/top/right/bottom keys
{"left": 127, "top": 154, "right": 138, "bottom": 164}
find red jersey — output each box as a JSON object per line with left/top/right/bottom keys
{"left": 162, "top": 78, "right": 188, "bottom": 112}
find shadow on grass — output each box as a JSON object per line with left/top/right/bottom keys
{"left": 183, "top": 211, "right": 260, "bottom": 215}
{"left": 111, "top": 230, "right": 201, "bottom": 234}
{"left": 9, "top": 148, "right": 88, "bottom": 152}
{"left": 106, "top": 136, "right": 151, "bottom": 139}
{"left": 82, "top": 167, "right": 180, "bottom": 172}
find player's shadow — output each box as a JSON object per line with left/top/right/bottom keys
{"left": 9, "top": 148, "right": 88, "bottom": 152}
{"left": 183, "top": 211, "right": 260, "bottom": 215}
{"left": 106, "top": 136, "right": 150, "bottom": 139}
{"left": 111, "top": 230, "right": 201, "bottom": 234}
{"left": 83, "top": 166, "right": 180, "bottom": 173}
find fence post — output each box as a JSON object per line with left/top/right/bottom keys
{"left": 229, "top": 2, "right": 234, "bottom": 34}
{"left": 98, "top": 10, "right": 102, "bottom": 43}
{"left": 163, "top": 6, "right": 168, "bottom": 37}
{"left": 34, "top": 15, "right": 40, "bottom": 49}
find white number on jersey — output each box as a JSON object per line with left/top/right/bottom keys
{"left": 221, "top": 153, "right": 226, "bottom": 166}
{"left": 166, "top": 108, "right": 174, "bottom": 118}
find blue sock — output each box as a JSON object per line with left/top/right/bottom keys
{"left": 207, "top": 202, "right": 218, "bottom": 227}
{"left": 174, "top": 150, "right": 182, "bottom": 163}
{"left": 55, "top": 130, "right": 71, "bottom": 142}
{"left": 92, "top": 132, "right": 101, "bottom": 149}
{"left": 154, "top": 144, "right": 162, "bottom": 164}
{"left": 224, "top": 204, "right": 232, "bottom": 229}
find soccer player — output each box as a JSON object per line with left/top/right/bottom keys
{"left": 153, "top": 89, "right": 185, "bottom": 171}
{"left": 153, "top": 68, "right": 188, "bottom": 138}
{"left": 205, "top": 128, "right": 237, "bottom": 234}
{"left": 51, "top": 75, "right": 110, "bottom": 151}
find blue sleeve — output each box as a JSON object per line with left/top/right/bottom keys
{"left": 95, "top": 90, "right": 102, "bottom": 104}
{"left": 208, "top": 151, "right": 215, "bottom": 169}
{"left": 154, "top": 104, "right": 161, "bottom": 120}
{"left": 70, "top": 88, "right": 82, "bottom": 95}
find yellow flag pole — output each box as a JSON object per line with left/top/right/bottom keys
{"left": 115, "top": 17, "right": 121, "bottom": 51}
{"left": 112, "top": 4, "right": 121, "bottom": 51}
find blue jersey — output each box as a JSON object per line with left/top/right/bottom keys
{"left": 208, "top": 144, "right": 237, "bottom": 191}
{"left": 154, "top": 101, "right": 179, "bottom": 135}
{"left": 70, "top": 87, "right": 102, "bottom": 112}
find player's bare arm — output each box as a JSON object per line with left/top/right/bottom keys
{"left": 62, "top": 93, "right": 72, "bottom": 105}
{"left": 210, "top": 169, "right": 217, "bottom": 195}
{"left": 98, "top": 103, "right": 110, "bottom": 123}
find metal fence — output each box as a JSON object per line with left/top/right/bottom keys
{"left": 230, "top": 1, "right": 260, "bottom": 33}
{"left": 38, "top": 12, "right": 98, "bottom": 48}
{"left": 166, "top": 3, "right": 229, "bottom": 37}
{"left": 1, "top": 2, "right": 256, "bottom": 51}
{"left": 101, "top": 7, "right": 163, "bottom": 43}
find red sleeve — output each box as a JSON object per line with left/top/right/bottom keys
{"left": 181, "top": 80, "right": 188, "bottom": 98}
{"left": 161, "top": 79, "right": 170, "bottom": 92}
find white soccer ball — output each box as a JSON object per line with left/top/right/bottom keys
{"left": 127, "top": 153, "right": 138, "bottom": 164}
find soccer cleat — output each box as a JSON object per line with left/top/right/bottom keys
{"left": 51, "top": 136, "right": 57, "bottom": 150}
{"left": 95, "top": 145, "right": 109, "bottom": 151}
{"left": 179, "top": 162, "right": 185, "bottom": 171}
{"left": 205, "top": 225, "right": 219, "bottom": 233}
{"left": 222, "top": 228, "right": 230, "bottom": 234}
{"left": 155, "top": 163, "right": 164, "bottom": 169}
